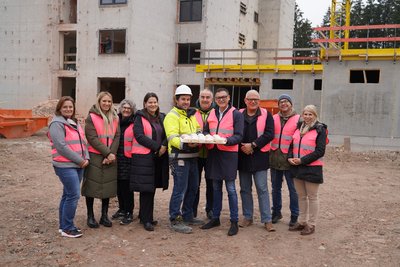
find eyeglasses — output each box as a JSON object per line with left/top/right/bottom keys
{"left": 246, "top": 98, "right": 260, "bottom": 102}
{"left": 215, "top": 95, "right": 228, "bottom": 100}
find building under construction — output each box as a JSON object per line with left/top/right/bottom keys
{"left": 1, "top": 0, "right": 399, "bottom": 149}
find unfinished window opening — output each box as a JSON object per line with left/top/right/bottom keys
{"left": 99, "top": 78, "right": 126, "bottom": 103}
{"left": 253, "top": 40, "right": 258, "bottom": 49}
{"left": 99, "top": 30, "right": 126, "bottom": 54}
{"left": 178, "top": 43, "right": 201, "bottom": 64}
{"left": 272, "top": 79, "right": 293, "bottom": 90}
{"left": 350, "top": 70, "right": 380, "bottom": 83}
{"left": 179, "top": 0, "right": 202, "bottom": 22}
{"left": 254, "top": 12, "right": 259, "bottom": 23}
{"left": 240, "top": 2, "right": 247, "bottom": 14}
{"left": 239, "top": 33, "right": 246, "bottom": 46}
{"left": 100, "top": 0, "right": 127, "bottom": 5}
{"left": 62, "top": 31, "right": 77, "bottom": 70}
{"left": 314, "top": 79, "right": 322, "bottom": 90}
{"left": 60, "top": 78, "right": 76, "bottom": 100}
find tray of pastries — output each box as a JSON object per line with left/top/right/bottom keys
{"left": 180, "top": 133, "right": 227, "bottom": 144}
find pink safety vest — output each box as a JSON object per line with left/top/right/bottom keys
{"left": 207, "top": 106, "right": 238, "bottom": 152}
{"left": 49, "top": 123, "right": 87, "bottom": 162}
{"left": 87, "top": 113, "right": 118, "bottom": 154}
{"left": 292, "top": 129, "right": 324, "bottom": 166}
{"left": 123, "top": 124, "right": 134, "bottom": 158}
{"left": 195, "top": 110, "right": 206, "bottom": 131}
{"left": 270, "top": 114, "right": 300, "bottom": 154}
{"left": 131, "top": 117, "right": 153, "bottom": 155}
{"left": 239, "top": 108, "right": 271, "bottom": 152}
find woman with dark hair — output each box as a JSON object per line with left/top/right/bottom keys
{"left": 82, "top": 91, "right": 120, "bottom": 228}
{"left": 48, "top": 96, "right": 89, "bottom": 238}
{"left": 130, "top": 92, "right": 169, "bottom": 231}
{"left": 112, "top": 99, "right": 137, "bottom": 225}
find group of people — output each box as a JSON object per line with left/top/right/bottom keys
{"left": 48, "top": 85, "right": 327, "bottom": 238}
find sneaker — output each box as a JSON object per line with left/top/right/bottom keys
{"left": 111, "top": 209, "right": 126, "bottom": 220}
{"left": 300, "top": 224, "right": 315, "bottom": 235}
{"left": 289, "top": 215, "right": 298, "bottom": 227}
{"left": 59, "top": 227, "right": 81, "bottom": 234}
{"left": 183, "top": 218, "right": 205, "bottom": 226}
{"left": 61, "top": 229, "right": 83, "bottom": 238}
{"left": 265, "top": 222, "right": 276, "bottom": 232}
{"left": 289, "top": 222, "right": 306, "bottom": 231}
{"left": 170, "top": 220, "right": 192, "bottom": 234}
{"left": 120, "top": 213, "right": 133, "bottom": 225}
{"left": 271, "top": 213, "right": 283, "bottom": 224}
{"left": 238, "top": 218, "right": 253, "bottom": 228}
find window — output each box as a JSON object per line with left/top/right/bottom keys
{"left": 254, "top": 12, "right": 259, "bottom": 23}
{"left": 240, "top": 2, "right": 247, "bottom": 14}
{"left": 99, "top": 30, "right": 126, "bottom": 54}
{"left": 350, "top": 70, "right": 380, "bottom": 83}
{"left": 239, "top": 33, "right": 246, "bottom": 46}
{"left": 179, "top": 0, "right": 202, "bottom": 22}
{"left": 99, "top": 78, "right": 125, "bottom": 103}
{"left": 100, "top": 0, "right": 127, "bottom": 5}
{"left": 314, "top": 79, "right": 322, "bottom": 90}
{"left": 253, "top": 40, "right": 258, "bottom": 49}
{"left": 272, "top": 79, "right": 293, "bottom": 90}
{"left": 178, "top": 43, "right": 201, "bottom": 64}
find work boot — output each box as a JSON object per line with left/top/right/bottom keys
{"left": 238, "top": 218, "right": 253, "bottom": 228}
{"left": 86, "top": 197, "right": 99, "bottom": 228}
{"left": 289, "top": 215, "right": 298, "bottom": 227}
{"left": 265, "top": 222, "right": 276, "bottom": 232}
{"left": 271, "top": 213, "right": 283, "bottom": 224}
{"left": 300, "top": 224, "right": 315, "bottom": 235}
{"left": 228, "top": 221, "right": 238, "bottom": 236}
{"left": 99, "top": 198, "right": 112, "bottom": 227}
{"left": 289, "top": 222, "right": 306, "bottom": 231}
{"left": 200, "top": 218, "right": 221, "bottom": 230}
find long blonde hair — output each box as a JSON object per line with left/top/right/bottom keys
{"left": 95, "top": 91, "right": 118, "bottom": 134}
{"left": 300, "top": 105, "right": 318, "bottom": 135}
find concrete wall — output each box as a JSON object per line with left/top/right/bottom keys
{"left": 321, "top": 60, "right": 400, "bottom": 149}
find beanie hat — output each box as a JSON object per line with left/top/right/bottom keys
{"left": 278, "top": 94, "right": 292, "bottom": 105}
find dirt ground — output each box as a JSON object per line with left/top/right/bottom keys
{"left": 1, "top": 129, "right": 400, "bottom": 267}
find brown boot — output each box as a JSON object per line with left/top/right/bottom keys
{"left": 238, "top": 218, "right": 253, "bottom": 228}
{"left": 300, "top": 224, "right": 315, "bottom": 235}
{"left": 265, "top": 222, "right": 276, "bottom": 232}
{"left": 289, "top": 222, "right": 306, "bottom": 231}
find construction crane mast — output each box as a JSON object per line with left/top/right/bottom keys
{"left": 330, "top": 0, "right": 351, "bottom": 49}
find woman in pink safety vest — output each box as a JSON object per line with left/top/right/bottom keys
{"left": 111, "top": 99, "right": 137, "bottom": 225}
{"left": 48, "top": 96, "right": 89, "bottom": 238}
{"left": 82, "top": 92, "right": 120, "bottom": 229}
{"left": 130, "top": 92, "right": 169, "bottom": 231}
{"left": 288, "top": 105, "right": 327, "bottom": 236}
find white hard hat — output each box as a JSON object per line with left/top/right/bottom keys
{"left": 175, "top": 84, "right": 192, "bottom": 96}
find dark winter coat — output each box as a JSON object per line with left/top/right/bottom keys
{"left": 288, "top": 121, "right": 327, "bottom": 184}
{"left": 82, "top": 105, "right": 120, "bottom": 199}
{"left": 205, "top": 105, "right": 244, "bottom": 181}
{"left": 117, "top": 113, "right": 134, "bottom": 181}
{"left": 238, "top": 108, "right": 274, "bottom": 172}
{"left": 130, "top": 110, "right": 169, "bottom": 192}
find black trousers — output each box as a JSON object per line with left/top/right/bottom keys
{"left": 117, "top": 179, "right": 134, "bottom": 213}
{"left": 139, "top": 191, "right": 155, "bottom": 223}
{"left": 190, "top": 157, "right": 214, "bottom": 217}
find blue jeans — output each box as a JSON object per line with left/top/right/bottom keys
{"left": 169, "top": 158, "right": 199, "bottom": 221}
{"left": 54, "top": 167, "right": 83, "bottom": 231}
{"left": 212, "top": 180, "right": 239, "bottom": 222}
{"left": 239, "top": 170, "right": 272, "bottom": 223}
{"left": 271, "top": 168, "right": 299, "bottom": 217}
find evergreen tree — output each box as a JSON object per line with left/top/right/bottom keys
{"left": 293, "top": 3, "right": 315, "bottom": 64}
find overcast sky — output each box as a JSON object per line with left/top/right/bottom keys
{"left": 296, "top": 0, "right": 331, "bottom": 27}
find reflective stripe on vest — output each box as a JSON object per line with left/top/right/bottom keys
{"left": 49, "top": 124, "right": 87, "bottom": 162}
{"left": 207, "top": 107, "right": 238, "bottom": 152}
{"left": 131, "top": 117, "right": 152, "bottom": 155}
{"left": 88, "top": 113, "right": 118, "bottom": 154}
{"left": 239, "top": 108, "right": 271, "bottom": 152}
{"left": 124, "top": 124, "right": 134, "bottom": 158}
{"left": 270, "top": 114, "right": 300, "bottom": 153}
{"left": 292, "top": 129, "right": 323, "bottom": 166}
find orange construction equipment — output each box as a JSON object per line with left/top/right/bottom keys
{"left": 0, "top": 109, "right": 49, "bottom": 138}
{"left": 259, "top": 99, "right": 279, "bottom": 115}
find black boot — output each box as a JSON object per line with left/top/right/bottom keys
{"left": 120, "top": 212, "right": 133, "bottom": 225}
{"left": 228, "top": 221, "right": 238, "bottom": 236}
{"left": 200, "top": 218, "right": 221, "bottom": 230}
{"left": 99, "top": 198, "right": 112, "bottom": 227}
{"left": 86, "top": 197, "right": 99, "bottom": 228}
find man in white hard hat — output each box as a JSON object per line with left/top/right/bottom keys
{"left": 164, "top": 85, "right": 204, "bottom": 234}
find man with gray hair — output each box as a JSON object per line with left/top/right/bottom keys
{"left": 237, "top": 90, "right": 275, "bottom": 231}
